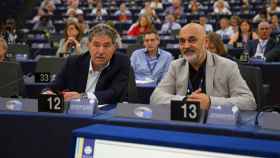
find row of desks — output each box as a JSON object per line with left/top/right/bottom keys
{"left": 0, "top": 101, "right": 280, "bottom": 158}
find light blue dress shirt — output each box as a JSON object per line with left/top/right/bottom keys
{"left": 130, "top": 48, "right": 173, "bottom": 86}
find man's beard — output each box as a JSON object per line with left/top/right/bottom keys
{"left": 182, "top": 48, "right": 198, "bottom": 64}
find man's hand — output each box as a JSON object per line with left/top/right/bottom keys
{"left": 62, "top": 91, "right": 81, "bottom": 101}
{"left": 187, "top": 88, "right": 210, "bottom": 110}
{"left": 41, "top": 90, "right": 56, "bottom": 95}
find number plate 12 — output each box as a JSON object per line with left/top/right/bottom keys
{"left": 38, "top": 94, "right": 64, "bottom": 113}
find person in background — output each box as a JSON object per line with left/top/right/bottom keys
{"left": 160, "top": 13, "right": 181, "bottom": 34}
{"left": 76, "top": 10, "right": 89, "bottom": 33}
{"left": 46, "top": 24, "right": 130, "bottom": 104}
{"left": 1, "top": 18, "right": 18, "bottom": 44}
{"left": 206, "top": 32, "right": 227, "bottom": 57}
{"left": 45, "top": 1, "right": 56, "bottom": 16}
{"left": 56, "top": 20, "right": 88, "bottom": 57}
{"left": 114, "top": 3, "right": 132, "bottom": 23}
{"left": 66, "top": 0, "right": 82, "bottom": 16}
{"left": 131, "top": 30, "right": 173, "bottom": 86}
{"left": 139, "top": 1, "right": 161, "bottom": 23}
{"left": 247, "top": 21, "right": 277, "bottom": 59}
{"left": 213, "top": 0, "right": 230, "bottom": 11}
{"left": 0, "top": 37, "right": 8, "bottom": 62}
{"left": 229, "top": 16, "right": 241, "bottom": 33}
{"left": 271, "top": 14, "right": 280, "bottom": 35}
{"left": 90, "top": 1, "right": 107, "bottom": 16}
{"left": 31, "top": 8, "right": 46, "bottom": 23}
{"left": 253, "top": 8, "right": 270, "bottom": 23}
{"left": 164, "top": 0, "right": 184, "bottom": 20}
{"left": 150, "top": 0, "right": 163, "bottom": 10}
{"left": 213, "top": 0, "right": 231, "bottom": 15}
{"left": 199, "top": 15, "right": 213, "bottom": 33}
{"left": 127, "top": 14, "right": 155, "bottom": 37}
{"left": 33, "top": 14, "right": 56, "bottom": 34}
{"left": 188, "top": 0, "right": 202, "bottom": 10}
{"left": 229, "top": 19, "right": 258, "bottom": 48}
{"left": 216, "top": 17, "right": 234, "bottom": 41}
{"left": 150, "top": 23, "right": 256, "bottom": 110}
{"left": 267, "top": 0, "right": 280, "bottom": 14}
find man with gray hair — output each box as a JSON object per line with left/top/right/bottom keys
{"left": 247, "top": 21, "right": 277, "bottom": 59}
{"left": 47, "top": 24, "right": 130, "bottom": 104}
{"left": 150, "top": 23, "right": 256, "bottom": 110}
{"left": 0, "top": 37, "right": 8, "bottom": 62}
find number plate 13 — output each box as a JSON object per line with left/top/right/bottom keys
{"left": 171, "top": 100, "right": 200, "bottom": 122}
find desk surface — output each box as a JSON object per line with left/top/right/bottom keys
{"left": 72, "top": 124, "right": 280, "bottom": 157}
{"left": 0, "top": 102, "right": 280, "bottom": 158}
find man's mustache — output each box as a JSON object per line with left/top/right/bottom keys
{"left": 182, "top": 48, "right": 196, "bottom": 54}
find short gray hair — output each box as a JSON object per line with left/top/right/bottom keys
{"left": 88, "top": 23, "right": 120, "bottom": 46}
{"left": 0, "top": 37, "right": 8, "bottom": 50}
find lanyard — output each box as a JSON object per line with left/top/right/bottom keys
{"left": 187, "top": 79, "right": 204, "bottom": 95}
{"left": 145, "top": 52, "right": 159, "bottom": 75}
{"left": 259, "top": 42, "right": 266, "bottom": 54}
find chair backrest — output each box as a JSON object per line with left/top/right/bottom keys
{"left": 238, "top": 64, "right": 264, "bottom": 110}
{"left": 35, "top": 56, "right": 65, "bottom": 75}
{"left": 7, "top": 44, "right": 30, "bottom": 58}
{"left": 126, "top": 44, "right": 143, "bottom": 57}
{"left": 0, "top": 62, "right": 25, "bottom": 97}
{"left": 122, "top": 66, "right": 138, "bottom": 103}
{"left": 228, "top": 48, "right": 244, "bottom": 60}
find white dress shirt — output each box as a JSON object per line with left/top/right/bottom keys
{"left": 85, "top": 59, "right": 109, "bottom": 102}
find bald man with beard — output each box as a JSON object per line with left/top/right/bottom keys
{"left": 150, "top": 23, "right": 256, "bottom": 110}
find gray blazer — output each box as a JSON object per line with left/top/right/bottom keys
{"left": 150, "top": 52, "right": 256, "bottom": 110}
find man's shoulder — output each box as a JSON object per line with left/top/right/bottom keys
{"left": 170, "top": 57, "right": 186, "bottom": 67}
{"left": 210, "top": 53, "right": 237, "bottom": 67}
{"left": 111, "top": 53, "right": 130, "bottom": 65}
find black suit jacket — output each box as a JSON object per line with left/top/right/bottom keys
{"left": 50, "top": 52, "right": 130, "bottom": 104}
{"left": 247, "top": 39, "right": 277, "bottom": 57}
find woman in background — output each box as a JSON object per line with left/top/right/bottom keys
{"left": 229, "top": 19, "right": 258, "bottom": 48}
{"left": 127, "top": 14, "right": 155, "bottom": 37}
{"left": 56, "top": 20, "right": 87, "bottom": 57}
{"left": 206, "top": 32, "right": 227, "bottom": 56}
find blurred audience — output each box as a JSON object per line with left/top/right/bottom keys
{"left": 139, "top": 1, "right": 161, "bottom": 23}
{"left": 253, "top": 8, "right": 270, "bottom": 23}
{"left": 164, "top": 0, "right": 184, "bottom": 20}
{"left": 114, "top": 3, "right": 132, "bottom": 23}
{"left": 150, "top": 0, "right": 163, "bottom": 10}
{"left": 1, "top": 18, "right": 18, "bottom": 44}
{"left": 216, "top": 17, "right": 234, "bottom": 41}
{"left": 160, "top": 13, "right": 181, "bottom": 34}
{"left": 267, "top": 0, "right": 280, "bottom": 14}
{"left": 91, "top": 2, "right": 108, "bottom": 16}
{"left": 199, "top": 15, "right": 213, "bottom": 33}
